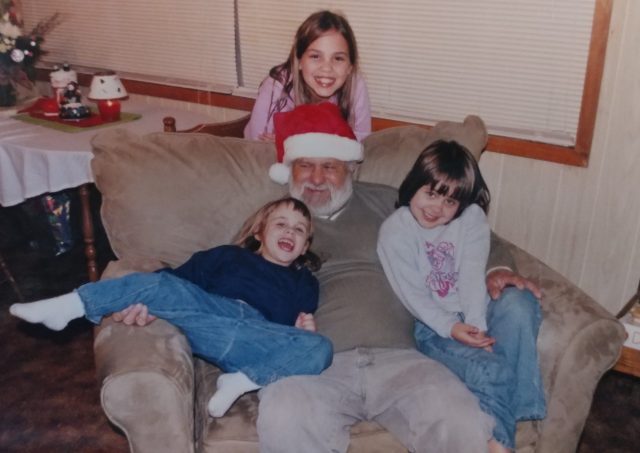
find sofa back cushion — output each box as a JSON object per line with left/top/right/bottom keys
{"left": 358, "top": 115, "right": 487, "bottom": 189}
{"left": 91, "top": 115, "right": 486, "bottom": 267}
{"left": 91, "top": 129, "right": 286, "bottom": 267}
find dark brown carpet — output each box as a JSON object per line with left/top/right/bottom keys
{"left": 0, "top": 191, "right": 128, "bottom": 452}
{"left": 0, "top": 189, "right": 638, "bottom": 452}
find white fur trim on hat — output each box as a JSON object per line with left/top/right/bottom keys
{"left": 283, "top": 132, "right": 363, "bottom": 164}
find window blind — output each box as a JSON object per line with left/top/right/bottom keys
{"left": 237, "top": 0, "right": 596, "bottom": 146}
{"left": 21, "top": 0, "right": 599, "bottom": 148}
{"left": 21, "top": 0, "right": 237, "bottom": 92}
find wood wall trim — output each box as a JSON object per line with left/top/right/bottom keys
{"left": 370, "top": 117, "right": 588, "bottom": 166}
{"left": 37, "top": 69, "right": 599, "bottom": 168}
{"left": 574, "top": 0, "right": 613, "bottom": 161}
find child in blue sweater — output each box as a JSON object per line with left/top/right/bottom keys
{"left": 11, "top": 197, "right": 332, "bottom": 418}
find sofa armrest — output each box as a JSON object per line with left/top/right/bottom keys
{"left": 93, "top": 288, "right": 196, "bottom": 452}
{"left": 502, "top": 239, "right": 626, "bottom": 453}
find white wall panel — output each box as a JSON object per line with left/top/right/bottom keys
{"left": 485, "top": 0, "right": 640, "bottom": 313}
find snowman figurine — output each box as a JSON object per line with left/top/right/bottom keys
{"left": 50, "top": 63, "right": 77, "bottom": 106}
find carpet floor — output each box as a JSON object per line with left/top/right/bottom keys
{"left": 0, "top": 193, "right": 638, "bottom": 452}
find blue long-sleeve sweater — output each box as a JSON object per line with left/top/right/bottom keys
{"left": 160, "top": 245, "right": 318, "bottom": 326}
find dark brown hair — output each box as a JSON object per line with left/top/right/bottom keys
{"left": 397, "top": 140, "right": 490, "bottom": 219}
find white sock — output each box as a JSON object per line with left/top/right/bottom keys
{"left": 9, "top": 292, "right": 85, "bottom": 331}
{"left": 207, "top": 372, "right": 261, "bottom": 418}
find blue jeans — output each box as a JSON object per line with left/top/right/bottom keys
{"left": 414, "top": 288, "right": 546, "bottom": 449}
{"left": 78, "top": 272, "right": 332, "bottom": 385}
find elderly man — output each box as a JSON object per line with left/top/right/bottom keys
{"left": 116, "top": 103, "right": 541, "bottom": 453}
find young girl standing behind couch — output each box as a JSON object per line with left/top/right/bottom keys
{"left": 377, "top": 141, "right": 546, "bottom": 453}
{"left": 10, "top": 197, "right": 332, "bottom": 418}
{"left": 244, "top": 10, "right": 371, "bottom": 142}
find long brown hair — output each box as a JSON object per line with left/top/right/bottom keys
{"left": 233, "top": 197, "right": 321, "bottom": 271}
{"left": 267, "top": 10, "right": 360, "bottom": 127}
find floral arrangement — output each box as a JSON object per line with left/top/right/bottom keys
{"left": 0, "top": 0, "right": 60, "bottom": 106}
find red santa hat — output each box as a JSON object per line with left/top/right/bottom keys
{"left": 269, "top": 102, "right": 363, "bottom": 184}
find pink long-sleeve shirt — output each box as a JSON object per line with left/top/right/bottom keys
{"left": 243, "top": 73, "right": 372, "bottom": 142}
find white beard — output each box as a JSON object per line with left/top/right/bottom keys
{"left": 289, "top": 177, "right": 353, "bottom": 217}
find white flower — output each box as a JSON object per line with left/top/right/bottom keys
{"left": 10, "top": 48, "right": 24, "bottom": 62}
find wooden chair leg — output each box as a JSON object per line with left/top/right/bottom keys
{"left": 78, "top": 184, "right": 98, "bottom": 282}
{"left": 0, "top": 252, "right": 24, "bottom": 302}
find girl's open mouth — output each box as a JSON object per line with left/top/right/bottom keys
{"left": 278, "top": 238, "right": 295, "bottom": 252}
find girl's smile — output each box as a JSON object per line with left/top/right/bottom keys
{"left": 313, "top": 76, "right": 337, "bottom": 89}
{"left": 299, "top": 30, "right": 353, "bottom": 100}
{"left": 277, "top": 237, "right": 295, "bottom": 252}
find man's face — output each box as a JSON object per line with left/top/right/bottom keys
{"left": 289, "top": 158, "right": 353, "bottom": 216}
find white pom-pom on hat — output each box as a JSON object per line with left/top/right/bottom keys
{"left": 268, "top": 162, "right": 291, "bottom": 185}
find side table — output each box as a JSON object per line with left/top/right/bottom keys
{"left": 613, "top": 346, "right": 640, "bottom": 378}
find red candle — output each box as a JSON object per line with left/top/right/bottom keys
{"left": 97, "top": 99, "right": 121, "bottom": 122}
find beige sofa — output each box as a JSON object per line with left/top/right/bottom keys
{"left": 90, "top": 116, "right": 625, "bottom": 453}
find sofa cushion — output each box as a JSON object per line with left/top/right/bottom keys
{"left": 91, "top": 129, "right": 286, "bottom": 267}
{"left": 358, "top": 115, "right": 488, "bottom": 189}
{"left": 196, "top": 359, "right": 407, "bottom": 453}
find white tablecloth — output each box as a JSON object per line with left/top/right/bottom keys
{"left": 0, "top": 100, "right": 216, "bottom": 206}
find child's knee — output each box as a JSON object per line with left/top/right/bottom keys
{"left": 309, "top": 335, "right": 333, "bottom": 372}
{"left": 466, "top": 353, "right": 513, "bottom": 389}
{"left": 496, "top": 287, "right": 541, "bottom": 323}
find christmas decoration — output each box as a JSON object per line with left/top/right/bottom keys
{"left": 0, "top": 1, "right": 60, "bottom": 106}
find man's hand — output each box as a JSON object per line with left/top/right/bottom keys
{"left": 450, "top": 322, "right": 496, "bottom": 349}
{"left": 295, "top": 312, "right": 317, "bottom": 332}
{"left": 111, "top": 303, "right": 157, "bottom": 326}
{"left": 486, "top": 268, "right": 542, "bottom": 300}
